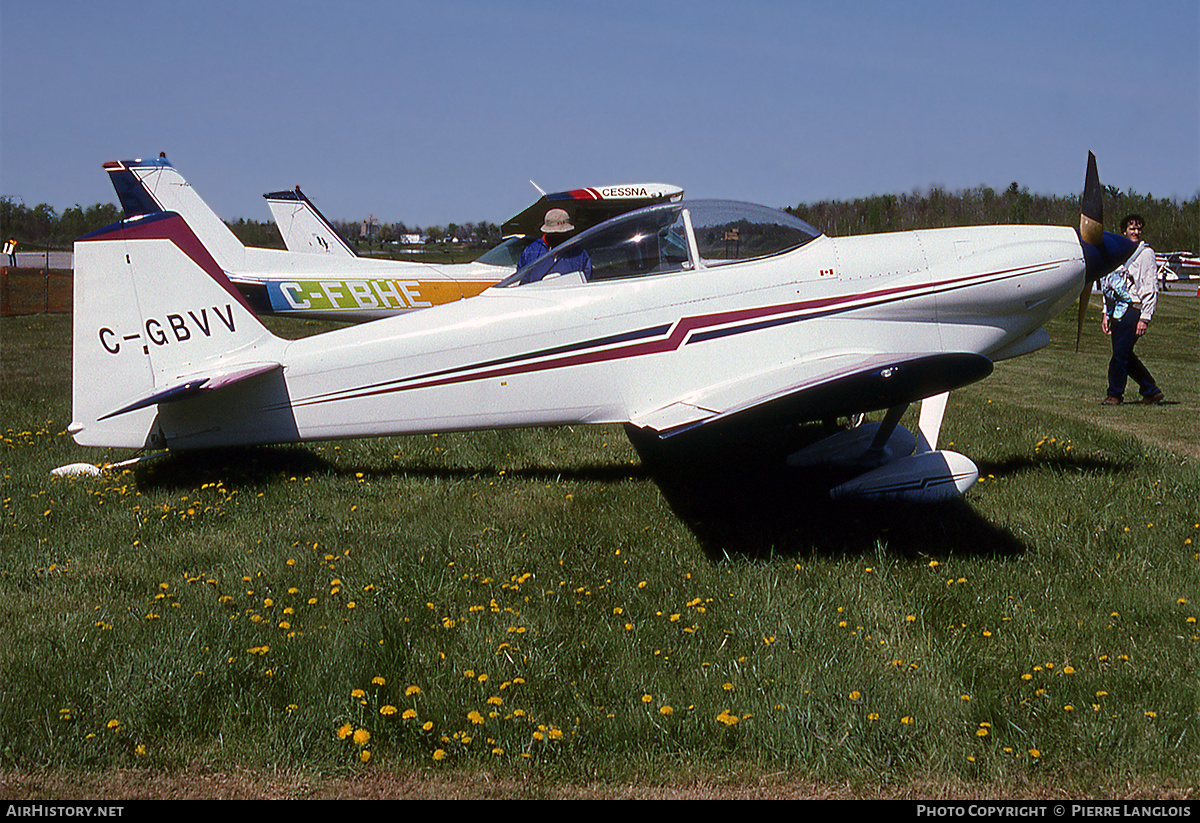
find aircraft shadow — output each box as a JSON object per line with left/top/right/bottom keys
{"left": 130, "top": 444, "right": 648, "bottom": 492}
{"left": 625, "top": 423, "right": 1027, "bottom": 562}
{"left": 133, "top": 429, "right": 1139, "bottom": 563}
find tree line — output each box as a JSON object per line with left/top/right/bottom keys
{"left": 3, "top": 184, "right": 1196, "bottom": 255}
{"left": 787, "top": 183, "right": 1198, "bottom": 253}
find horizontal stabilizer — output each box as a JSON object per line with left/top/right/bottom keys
{"left": 99, "top": 363, "right": 281, "bottom": 420}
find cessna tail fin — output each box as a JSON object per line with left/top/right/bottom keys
{"left": 71, "top": 212, "right": 283, "bottom": 449}
{"left": 264, "top": 186, "right": 356, "bottom": 257}
{"left": 103, "top": 157, "right": 248, "bottom": 272}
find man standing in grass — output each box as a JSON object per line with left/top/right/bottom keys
{"left": 1100, "top": 214, "right": 1164, "bottom": 406}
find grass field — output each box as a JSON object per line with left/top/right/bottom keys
{"left": 1, "top": 294, "right": 1197, "bottom": 799}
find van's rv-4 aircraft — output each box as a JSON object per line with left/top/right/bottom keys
{"left": 68, "top": 154, "right": 1135, "bottom": 501}
{"left": 103, "top": 156, "right": 683, "bottom": 322}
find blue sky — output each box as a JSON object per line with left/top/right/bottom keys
{"left": 2, "top": 0, "right": 1197, "bottom": 228}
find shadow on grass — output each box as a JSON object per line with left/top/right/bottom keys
{"left": 132, "top": 446, "right": 335, "bottom": 490}
{"left": 131, "top": 444, "right": 649, "bottom": 491}
{"left": 625, "top": 423, "right": 1028, "bottom": 562}
{"left": 132, "top": 426, "right": 1140, "bottom": 563}
{"left": 976, "top": 452, "right": 1139, "bottom": 480}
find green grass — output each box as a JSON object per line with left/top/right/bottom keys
{"left": 1, "top": 298, "right": 1197, "bottom": 792}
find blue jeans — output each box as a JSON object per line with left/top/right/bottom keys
{"left": 1107, "top": 307, "right": 1159, "bottom": 399}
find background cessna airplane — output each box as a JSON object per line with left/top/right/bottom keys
{"left": 104, "top": 155, "right": 683, "bottom": 322}
{"left": 262, "top": 185, "right": 357, "bottom": 257}
{"left": 71, "top": 154, "right": 1134, "bottom": 501}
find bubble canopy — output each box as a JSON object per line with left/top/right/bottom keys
{"left": 497, "top": 200, "right": 823, "bottom": 287}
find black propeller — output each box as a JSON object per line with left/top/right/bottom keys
{"left": 1075, "top": 152, "right": 1138, "bottom": 350}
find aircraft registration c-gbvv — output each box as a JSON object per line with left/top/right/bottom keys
{"left": 71, "top": 154, "right": 1135, "bottom": 501}
{"left": 98, "top": 304, "right": 238, "bottom": 354}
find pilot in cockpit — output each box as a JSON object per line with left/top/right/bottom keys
{"left": 516, "top": 208, "right": 592, "bottom": 284}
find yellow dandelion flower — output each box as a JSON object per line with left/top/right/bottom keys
{"left": 641, "top": 694, "right": 653, "bottom": 703}
{"left": 402, "top": 708, "right": 417, "bottom": 720}
{"left": 659, "top": 705, "right": 673, "bottom": 716}
{"left": 351, "top": 689, "right": 365, "bottom": 699}
{"left": 1029, "top": 749, "right": 1041, "bottom": 758}
{"left": 977, "top": 728, "right": 989, "bottom": 737}
{"left": 722, "top": 682, "right": 734, "bottom": 691}
{"left": 406, "top": 685, "right": 422, "bottom": 697}
{"left": 337, "top": 724, "right": 353, "bottom": 740}
{"left": 353, "top": 728, "right": 371, "bottom": 747}
{"left": 359, "top": 749, "right": 371, "bottom": 763}
{"left": 487, "top": 696, "right": 503, "bottom": 706}
{"left": 372, "top": 676, "right": 386, "bottom": 686}
{"left": 467, "top": 711, "right": 484, "bottom": 725}
{"left": 380, "top": 705, "right": 397, "bottom": 717}
{"left": 433, "top": 749, "right": 446, "bottom": 761}
{"left": 423, "top": 721, "right": 433, "bottom": 732}
{"left": 901, "top": 716, "right": 914, "bottom": 725}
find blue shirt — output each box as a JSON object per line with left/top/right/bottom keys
{"left": 516, "top": 237, "right": 592, "bottom": 284}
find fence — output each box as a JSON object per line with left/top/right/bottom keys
{"left": 0, "top": 268, "right": 73, "bottom": 315}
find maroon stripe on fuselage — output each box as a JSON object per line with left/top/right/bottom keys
{"left": 290, "top": 258, "right": 1068, "bottom": 409}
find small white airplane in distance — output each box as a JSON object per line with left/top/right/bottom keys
{"left": 70, "top": 153, "right": 1135, "bottom": 501}
{"left": 1155, "top": 250, "right": 1200, "bottom": 289}
{"left": 104, "top": 156, "right": 683, "bottom": 322}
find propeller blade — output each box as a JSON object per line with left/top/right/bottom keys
{"left": 1079, "top": 151, "right": 1104, "bottom": 247}
{"left": 1075, "top": 282, "right": 1091, "bottom": 352}
{"left": 1076, "top": 152, "right": 1103, "bottom": 351}
{"left": 1074, "top": 152, "right": 1137, "bottom": 350}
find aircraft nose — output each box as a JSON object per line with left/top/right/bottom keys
{"left": 1079, "top": 230, "right": 1138, "bottom": 283}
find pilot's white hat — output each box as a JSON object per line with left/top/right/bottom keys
{"left": 541, "top": 208, "right": 574, "bottom": 233}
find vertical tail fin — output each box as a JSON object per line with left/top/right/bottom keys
{"left": 71, "top": 213, "right": 281, "bottom": 448}
{"left": 103, "top": 157, "right": 248, "bottom": 271}
{"left": 264, "top": 186, "right": 356, "bottom": 257}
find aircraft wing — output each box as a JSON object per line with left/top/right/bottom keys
{"left": 502, "top": 184, "right": 684, "bottom": 237}
{"left": 631, "top": 351, "right": 993, "bottom": 438}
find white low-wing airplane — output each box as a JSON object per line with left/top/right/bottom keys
{"left": 104, "top": 156, "right": 683, "bottom": 321}
{"left": 70, "top": 154, "right": 1134, "bottom": 501}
